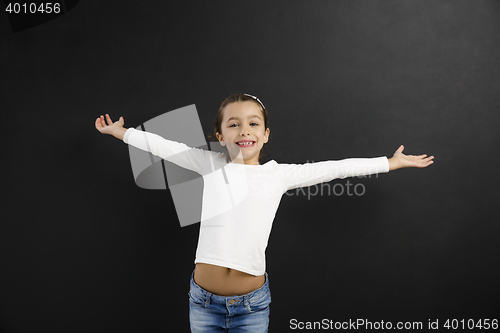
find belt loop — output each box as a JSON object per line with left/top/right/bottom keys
{"left": 243, "top": 294, "right": 249, "bottom": 307}
{"left": 205, "top": 291, "right": 212, "bottom": 307}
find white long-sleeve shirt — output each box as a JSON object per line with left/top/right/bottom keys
{"left": 123, "top": 127, "right": 389, "bottom": 276}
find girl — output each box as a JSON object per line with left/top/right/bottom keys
{"left": 95, "top": 93, "right": 434, "bottom": 332}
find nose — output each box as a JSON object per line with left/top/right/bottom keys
{"left": 239, "top": 124, "right": 250, "bottom": 136}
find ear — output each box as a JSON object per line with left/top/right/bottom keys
{"left": 216, "top": 132, "right": 225, "bottom": 146}
{"left": 264, "top": 128, "right": 270, "bottom": 143}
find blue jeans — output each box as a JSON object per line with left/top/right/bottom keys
{"left": 188, "top": 269, "right": 271, "bottom": 332}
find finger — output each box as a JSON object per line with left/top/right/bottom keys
{"left": 100, "top": 115, "right": 106, "bottom": 127}
{"left": 106, "top": 114, "right": 113, "bottom": 125}
{"left": 414, "top": 154, "right": 429, "bottom": 161}
{"left": 420, "top": 159, "right": 434, "bottom": 167}
{"left": 95, "top": 117, "right": 102, "bottom": 129}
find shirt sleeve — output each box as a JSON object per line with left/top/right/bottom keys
{"left": 280, "top": 156, "right": 390, "bottom": 191}
{"left": 123, "top": 127, "right": 221, "bottom": 175}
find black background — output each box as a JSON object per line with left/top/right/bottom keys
{"left": 1, "top": 0, "right": 499, "bottom": 332}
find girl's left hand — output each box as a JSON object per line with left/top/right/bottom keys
{"left": 388, "top": 145, "right": 434, "bottom": 171}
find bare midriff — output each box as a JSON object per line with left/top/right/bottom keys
{"left": 194, "top": 263, "right": 266, "bottom": 296}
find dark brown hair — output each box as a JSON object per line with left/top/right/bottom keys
{"left": 208, "top": 93, "right": 270, "bottom": 160}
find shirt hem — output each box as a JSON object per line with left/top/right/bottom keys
{"left": 194, "top": 258, "right": 264, "bottom": 276}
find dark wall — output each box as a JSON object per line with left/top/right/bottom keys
{"left": 1, "top": 0, "right": 499, "bottom": 332}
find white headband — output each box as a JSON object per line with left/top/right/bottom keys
{"left": 243, "top": 93, "right": 266, "bottom": 110}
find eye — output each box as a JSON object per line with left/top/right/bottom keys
{"left": 229, "top": 123, "right": 238, "bottom": 128}
{"left": 251, "top": 122, "right": 259, "bottom": 126}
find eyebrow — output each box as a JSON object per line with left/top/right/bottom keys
{"left": 225, "top": 115, "right": 261, "bottom": 123}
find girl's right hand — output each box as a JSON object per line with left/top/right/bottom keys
{"left": 95, "top": 114, "right": 124, "bottom": 136}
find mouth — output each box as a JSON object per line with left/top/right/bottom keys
{"left": 235, "top": 141, "right": 256, "bottom": 148}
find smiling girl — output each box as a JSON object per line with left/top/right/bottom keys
{"left": 95, "top": 93, "right": 434, "bottom": 332}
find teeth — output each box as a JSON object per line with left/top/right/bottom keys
{"left": 237, "top": 141, "right": 254, "bottom": 146}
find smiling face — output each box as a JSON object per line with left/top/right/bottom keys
{"left": 216, "top": 101, "right": 270, "bottom": 165}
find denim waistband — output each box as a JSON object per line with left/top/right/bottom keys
{"left": 189, "top": 269, "right": 269, "bottom": 305}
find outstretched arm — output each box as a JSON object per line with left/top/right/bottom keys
{"left": 388, "top": 145, "right": 434, "bottom": 171}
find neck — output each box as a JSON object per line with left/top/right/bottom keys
{"left": 229, "top": 154, "right": 260, "bottom": 165}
